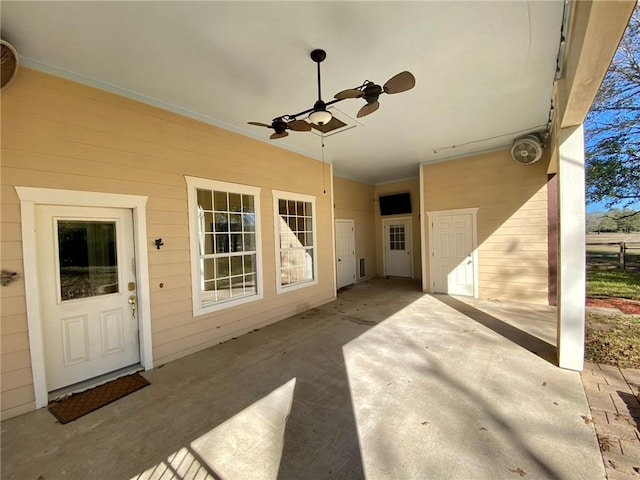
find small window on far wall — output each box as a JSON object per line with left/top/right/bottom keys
{"left": 186, "top": 176, "right": 262, "bottom": 315}
{"left": 273, "top": 190, "right": 317, "bottom": 293}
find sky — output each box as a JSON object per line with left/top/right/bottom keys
{"left": 587, "top": 199, "right": 640, "bottom": 214}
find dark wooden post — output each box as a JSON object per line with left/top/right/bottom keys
{"left": 620, "top": 242, "right": 626, "bottom": 270}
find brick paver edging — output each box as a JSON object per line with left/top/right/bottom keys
{"left": 581, "top": 363, "right": 640, "bottom": 479}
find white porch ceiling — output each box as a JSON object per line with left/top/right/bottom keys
{"left": 1, "top": 1, "right": 564, "bottom": 185}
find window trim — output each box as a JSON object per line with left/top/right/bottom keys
{"left": 272, "top": 190, "right": 318, "bottom": 294}
{"left": 186, "top": 176, "right": 263, "bottom": 316}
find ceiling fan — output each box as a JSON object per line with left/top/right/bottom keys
{"left": 248, "top": 49, "right": 415, "bottom": 140}
{"left": 248, "top": 118, "right": 311, "bottom": 140}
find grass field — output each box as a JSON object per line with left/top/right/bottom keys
{"left": 586, "top": 232, "right": 640, "bottom": 299}
{"left": 585, "top": 232, "right": 640, "bottom": 368}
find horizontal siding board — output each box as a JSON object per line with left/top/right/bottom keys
{"left": 147, "top": 249, "right": 190, "bottom": 266}
{"left": 1, "top": 350, "right": 32, "bottom": 373}
{"left": 1, "top": 314, "right": 28, "bottom": 336}
{"left": 150, "top": 287, "right": 193, "bottom": 307}
{"left": 1, "top": 167, "right": 186, "bottom": 200}
{"left": 1, "top": 296, "right": 27, "bottom": 317}
{"left": 149, "top": 275, "right": 192, "bottom": 293}
{"left": 1, "top": 367, "right": 34, "bottom": 390}
{"left": 1, "top": 146, "right": 183, "bottom": 188}
{"left": 1, "top": 282, "right": 26, "bottom": 299}
{"left": 1, "top": 332, "right": 30, "bottom": 355}
{"left": 0, "top": 385, "right": 35, "bottom": 413}
{"left": 1, "top": 241, "right": 24, "bottom": 261}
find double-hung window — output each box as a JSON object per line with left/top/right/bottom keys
{"left": 273, "top": 190, "right": 317, "bottom": 293}
{"left": 186, "top": 177, "right": 262, "bottom": 315}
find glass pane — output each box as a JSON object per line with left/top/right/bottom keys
{"left": 244, "top": 254, "right": 255, "bottom": 274}
{"left": 215, "top": 213, "right": 228, "bottom": 233}
{"left": 202, "top": 258, "right": 215, "bottom": 281}
{"left": 216, "top": 234, "right": 229, "bottom": 253}
{"left": 231, "top": 256, "right": 243, "bottom": 276}
{"left": 288, "top": 200, "right": 295, "bottom": 215}
{"left": 243, "top": 233, "right": 256, "bottom": 252}
{"left": 297, "top": 217, "right": 305, "bottom": 231}
{"left": 216, "top": 278, "right": 231, "bottom": 301}
{"left": 279, "top": 199, "right": 287, "bottom": 215}
{"left": 297, "top": 232, "right": 306, "bottom": 246}
{"left": 306, "top": 233, "right": 314, "bottom": 247}
{"left": 214, "top": 191, "right": 228, "bottom": 211}
{"left": 230, "top": 233, "right": 243, "bottom": 252}
{"left": 243, "top": 213, "right": 255, "bottom": 232}
{"left": 216, "top": 257, "right": 229, "bottom": 278}
{"left": 204, "top": 234, "right": 214, "bottom": 255}
{"left": 305, "top": 217, "right": 313, "bottom": 231}
{"left": 245, "top": 274, "right": 256, "bottom": 290}
{"left": 229, "top": 214, "right": 242, "bottom": 232}
{"left": 296, "top": 202, "right": 305, "bottom": 216}
{"left": 204, "top": 212, "right": 214, "bottom": 233}
{"left": 58, "top": 221, "right": 118, "bottom": 301}
{"left": 305, "top": 202, "right": 312, "bottom": 216}
{"left": 243, "top": 194, "right": 255, "bottom": 213}
{"left": 230, "top": 275, "right": 245, "bottom": 296}
{"left": 229, "top": 193, "right": 242, "bottom": 212}
{"left": 197, "top": 189, "right": 212, "bottom": 211}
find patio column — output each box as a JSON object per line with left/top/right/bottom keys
{"left": 556, "top": 124, "right": 586, "bottom": 371}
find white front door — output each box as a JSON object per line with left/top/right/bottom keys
{"left": 432, "top": 213, "right": 475, "bottom": 296}
{"left": 383, "top": 218, "right": 412, "bottom": 278}
{"left": 36, "top": 205, "right": 140, "bottom": 391}
{"left": 335, "top": 219, "right": 356, "bottom": 289}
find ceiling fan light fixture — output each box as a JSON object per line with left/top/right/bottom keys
{"left": 309, "top": 109, "right": 332, "bottom": 126}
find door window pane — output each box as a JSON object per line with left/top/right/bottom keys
{"left": 58, "top": 221, "right": 119, "bottom": 301}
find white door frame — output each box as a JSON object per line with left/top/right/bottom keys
{"left": 426, "top": 207, "right": 479, "bottom": 298}
{"left": 16, "top": 187, "right": 153, "bottom": 408}
{"left": 335, "top": 218, "right": 357, "bottom": 288}
{"left": 382, "top": 216, "right": 413, "bottom": 278}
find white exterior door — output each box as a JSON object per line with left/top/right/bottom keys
{"left": 384, "top": 218, "right": 412, "bottom": 278}
{"left": 335, "top": 219, "right": 356, "bottom": 289}
{"left": 431, "top": 212, "right": 475, "bottom": 296}
{"left": 36, "top": 205, "right": 140, "bottom": 391}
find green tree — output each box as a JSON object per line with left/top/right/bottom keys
{"left": 585, "top": 5, "right": 639, "bottom": 211}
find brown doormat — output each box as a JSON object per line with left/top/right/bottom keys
{"left": 48, "top": 373, "right": 150, "bottom": 424}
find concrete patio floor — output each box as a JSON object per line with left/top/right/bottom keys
{"left": 1, "top": 278, "right": 604, "bottom": 480}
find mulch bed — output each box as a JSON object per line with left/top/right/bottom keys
{"left": 587, "top": 297, "right": 640, "bottom": 315}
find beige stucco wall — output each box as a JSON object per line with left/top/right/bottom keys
{"left": 0, "top": 68, "right": 337, "bottom": 419}
{"left": 374, "top": 179, "right": 422, "bottom": 279}
{"left": 422, "top": 149, "right": 549, "bottom": 304}
{"left": 333, "top": 176, "right": 376, "bottom": 283}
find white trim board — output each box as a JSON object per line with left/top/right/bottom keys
{"left": 15, "top": 187, "right": 153, "bottom": 408}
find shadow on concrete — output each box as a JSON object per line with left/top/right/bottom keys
{"left": 617, "top": 390, "right": 640, "bottom": 431}
{"left": 434, "top": 295, "right": 558, "bottom": 366}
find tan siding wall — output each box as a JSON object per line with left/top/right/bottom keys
{"left": 333, "top": 177, "right": 376, "bottom": 282}
{"left": 422, "top": 149, "right": 549, "bottom": 304}
{"left": 0, "top": 68, "right": 336, "bottom": 419}
{"left": 374, "top": 180, "right": 422, "bottom": 279}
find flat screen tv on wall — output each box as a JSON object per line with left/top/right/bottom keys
{"left": 379, "top": 193, "right": 411, "bottom": 216}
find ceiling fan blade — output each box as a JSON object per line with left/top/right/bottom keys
{"left": 334, "top": 88, "right": 364, "bottom": 100}
{"left": 270, "top": 131, "right": 289, "bottom": 140}
{"left": 248, "top": 121, "right": 273, "bottom": 129}
{"left": 287, "top": 119, "right": 312, "bottom": 132}
{"left": 357, "top": 101, "right": 380, "bottom": 118}
{"left": 383, "top": 71, "right": 416, "bottom": 94}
